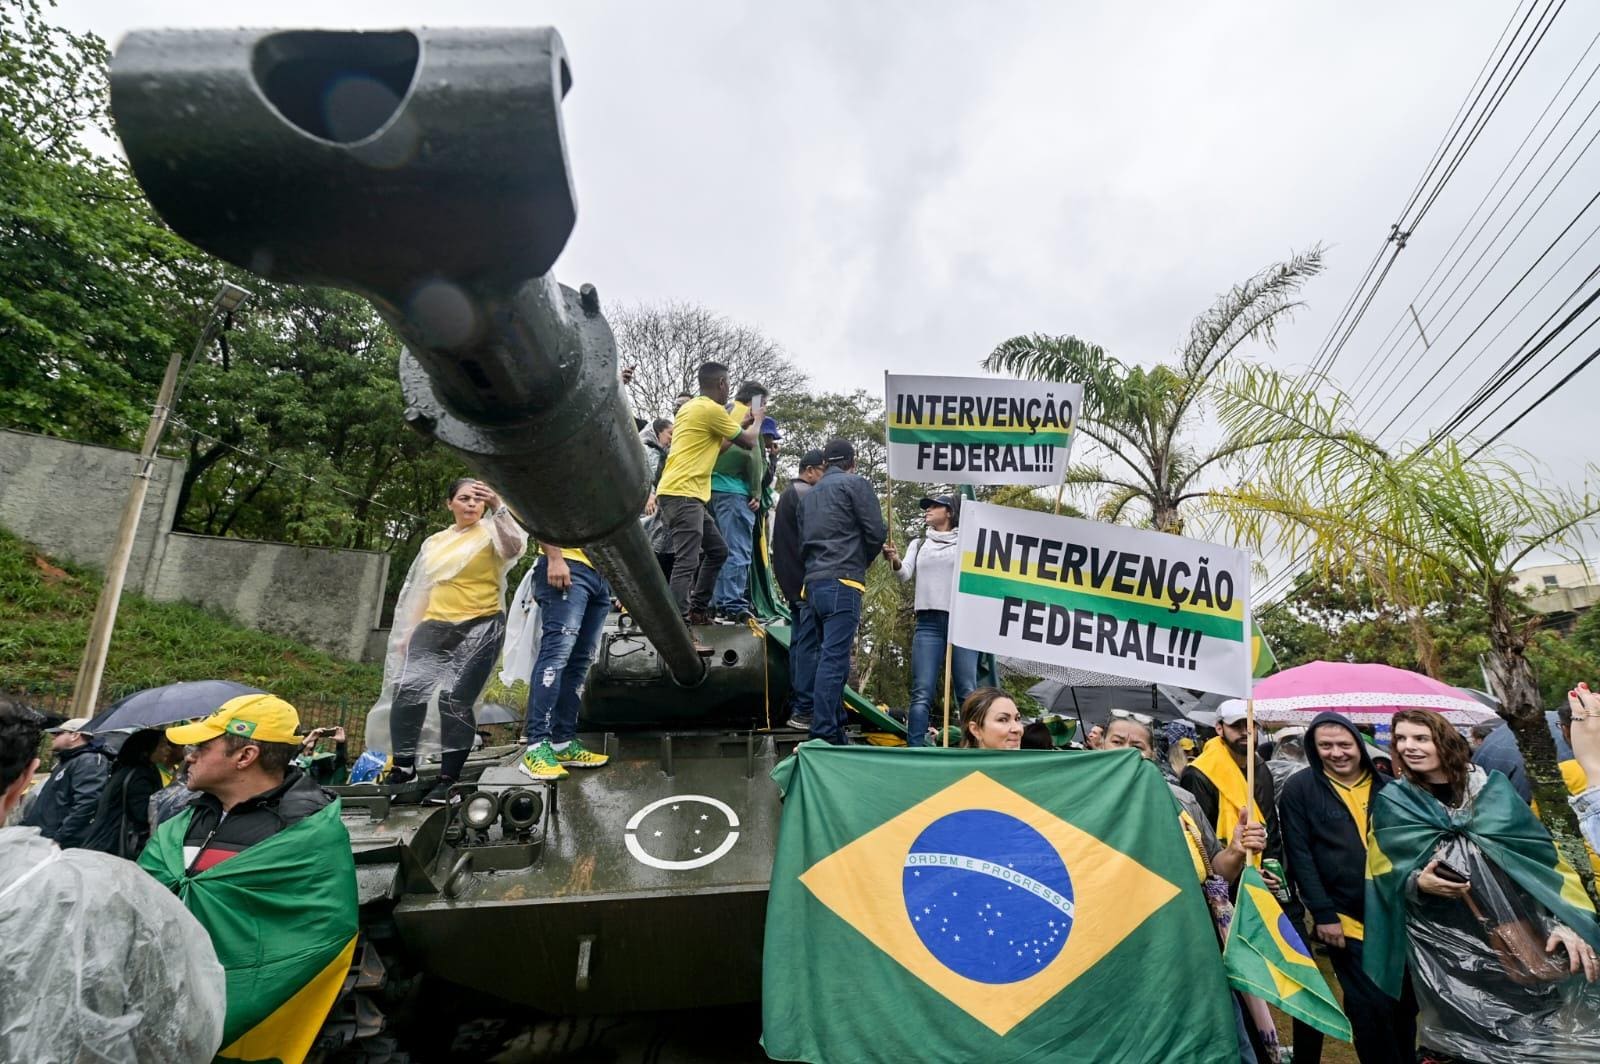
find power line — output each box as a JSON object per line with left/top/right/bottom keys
{"left": 168, "top": 416, "right": 427, "bottom": 523}
{"left": 1466, "top": 338, "right": 1600, "bottom": 456}
{"left": 1344, "top": 25, "right": 1600, "bottom": 417}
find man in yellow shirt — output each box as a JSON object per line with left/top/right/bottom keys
{"left": 1279, "top": 711, "right": 1415, "bottom": 1064}
{"left": 655, "top": 361, "right": 759, "bottom": 625}
{"left": 519, "top": 543, "right": 614, "bottom": 781}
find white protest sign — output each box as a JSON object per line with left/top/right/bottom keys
{"left": 885, "top": 374, "right": 1082, "bottom": 486}
{"left": 949, "top": 501, "right": 1253, "bottom": 696}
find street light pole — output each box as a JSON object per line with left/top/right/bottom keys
{"left": 68, "top": 282, "right": 252, "bottom": 718}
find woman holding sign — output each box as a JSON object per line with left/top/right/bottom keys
{"left": 884, "top": 494, "right": 978, "bottom": 746}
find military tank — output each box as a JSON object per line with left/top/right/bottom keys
{"left": 107, "top": 25, "right": 910, "bottom": 1058}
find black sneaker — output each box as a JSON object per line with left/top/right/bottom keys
{"left": 785, "top": 714, "right": 813, "bottom": 731}
{"left": 423, "top": 779, "right": 460, "bottom": 806}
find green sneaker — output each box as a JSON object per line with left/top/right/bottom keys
{"left": 519, "top": 741, "right": 568, "bottom": 780}
{"left": 554, "top": 738, "right": 610, "bottom": 770}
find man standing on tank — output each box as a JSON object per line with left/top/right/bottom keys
{"left": 655, "top": 361, "right": 760, "bottom": 627}
{"left": 793, "top": 439, "right": 886, "bottom": 744}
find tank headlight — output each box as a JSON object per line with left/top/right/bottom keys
{"left": 461, "top": 790, "right": 500, "bottom": 831}
{"left": 501, "top": 787, "right": 542, "bottom": 832}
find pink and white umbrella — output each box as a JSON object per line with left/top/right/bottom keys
{"left": 1251, "top": 661, "right": 1500, "bottom": 726}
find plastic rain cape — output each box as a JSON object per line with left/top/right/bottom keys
{"left": 366, "top": 513, "right": 526, "bottom": 756}
{"left": 140, "top": 801, "right": 359, "bottom": 1063}
{"left": 1364, "top": 767, "right": 1600, "bottom": 1063}
{"left": 0, "top": 826, "right": 226, "bottom": 1064}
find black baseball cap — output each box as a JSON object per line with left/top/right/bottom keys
{"left": 799, "top": 449, "right": 826, "bottom": 470}
{"left": 919, "top": 494, "right": 955, "bottom": 511}
{"left": 823, "top": 438, "right": 854, "bottom": 465}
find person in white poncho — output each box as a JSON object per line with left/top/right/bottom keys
{"left": 882, "top": 494, "right": 979, "bottom": 746}
{"left": 0, "top": 698, "right": 226, "bottom": 1063}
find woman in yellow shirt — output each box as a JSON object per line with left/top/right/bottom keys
{"left": 375, "top": 478, "right": 526, "bottom": 803}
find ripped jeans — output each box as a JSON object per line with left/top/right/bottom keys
{"left": 523, "top": 555, "right": 612, "bottom": 746}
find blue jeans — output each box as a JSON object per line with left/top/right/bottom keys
{"left": 907, "top": 611, "right": 978, "bottom": 746}
{"left": 804, "top": 579, "right": 862, "bottom": 745}
{"left": 710, "top": 491, "right": 756, "bottom": 614}
{"left": 523, "top": 557, "right": 612, "bottom": 746}
{"left": 1574, "top": 786, "right": 1600, "bottom": 855}
{"left": 787, "top": 597, "right": 819, "bottom": 721}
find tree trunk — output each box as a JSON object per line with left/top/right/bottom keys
{"left": 1151, "top": 500, "right": 1183, "bottom": 535}
{"left": 1487, "top": 606, "right": 1600, "bottom": 905}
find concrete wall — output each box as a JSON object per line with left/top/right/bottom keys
{"left": 0, "top": 428, "right": 388, "bottom": 660}
{"left": 0, "top": 428, "right": 183, "bottom": 590}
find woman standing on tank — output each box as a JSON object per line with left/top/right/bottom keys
{"left": 376, "top": 477, "right": 526, "bottom": 803}
{"left": 883, "top": 494, "right": 978, "bottom": 746}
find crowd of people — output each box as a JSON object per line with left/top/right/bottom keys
{"left": 948, "top": 682, "right": 1600, "bottom": 1064}
{"left": 1, "top": 694, "right": 358, "bottom": 1062}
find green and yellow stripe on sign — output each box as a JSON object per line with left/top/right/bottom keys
{"left": 958, "top": 552, "right": 1247, "bottom": 642}
{"left": 887, "top": 421, "right": 1073, "bottom": 448}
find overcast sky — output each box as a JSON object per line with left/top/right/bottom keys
{"left": 59, "top": 1, "right": 1600, "bottom": 573}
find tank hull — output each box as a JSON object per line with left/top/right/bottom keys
{"left": 343, "top": 729, "right": 797, "bottom": 1015}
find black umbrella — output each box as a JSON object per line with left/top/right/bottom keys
{"left": 1026, "top": 680, "right": 1190, "bottom": 736}
{"left": 85, "top": 680, "right": 265, "bottom": 734}
{"left": 476, "top": 702, "right": 523, "bottom": 727}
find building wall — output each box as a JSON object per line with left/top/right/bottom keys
{"left": 1513, "top": 560, "right": 1599, "bottom": 596}
{"left": 0, "top": 428, "right": 388, "bottom": 660}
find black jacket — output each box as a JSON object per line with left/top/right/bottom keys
{"left": 1278, "top": 711, "right": 1387, "bottom": 928}
{"left": 20, "top": 743, "right": 110, "bottom": 849}
{"left": 80, "top": 760, "right": 163, "bottom": 858}
{"left": 797, "top": 466, "right": 887, "bottom": 586}
{"left": 1180, "top": 749, "right": 1285, "bottom": 868}
{"left": 772, "top": 478, "right": 813, "bottom": 604}
{"left": 181, "top": 768, "right": 332, "bottom": 869}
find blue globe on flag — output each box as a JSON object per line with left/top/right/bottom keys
{"left": 902, "top": 809, "right": 1076, "bottom": 984}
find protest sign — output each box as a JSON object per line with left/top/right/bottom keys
{"left": 885, "top": 374, "right": 1081, "bottom": 486}
{"left": 949, "top": 501, "right": 1253, "bottom": 697}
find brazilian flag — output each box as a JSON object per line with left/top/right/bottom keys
{"left": 1224, "top": 866, "right": 1352, "bottom": 1041}
{"left": 1363, "top": 771, "right": 1600, "bottom": 998}
{"left": 762, "top": 743, "right": 1237, "bottom": 1063}
{"left": 141, "top": 801, "right": 359, "bottom": 1063}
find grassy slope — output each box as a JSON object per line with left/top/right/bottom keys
{"left": 0, "top": 527, "right": 383, "bottom": 725}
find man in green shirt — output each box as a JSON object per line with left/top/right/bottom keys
{"left": 709, "top": 381, "right": 769, "bottom": 622}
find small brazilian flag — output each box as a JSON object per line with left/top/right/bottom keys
{"left": 1224, "top": 866, "right": 1352, "bottom": 1041}
{"left": 762, "top": 743, "right": 1238, "bottom": 1063}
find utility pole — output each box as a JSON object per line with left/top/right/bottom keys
{"left": 68, "top": 282, "right": 252, "bottom": 718}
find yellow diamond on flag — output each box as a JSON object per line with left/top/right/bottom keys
{"left": 798, "top": 771, "right": 1183, "bottom": 1035}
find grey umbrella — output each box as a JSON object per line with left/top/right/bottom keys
{"left": 85, "top": 680, "right": 265, "bottom": 734}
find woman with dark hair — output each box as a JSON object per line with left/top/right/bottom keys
{"left": 368, "top": 477, "right": 527, "bottom": 803}
{"left": 1363, "top": 708, "right": 1600, "bottom": 1063}
{"left": 80, "top": 730, "right": 164, "bottom": 858}
{"left": 885, "top": 494, "right": 978, "bottom": 746}
{"left": 958, "top": 688, "right": 1023, "bottom": 750}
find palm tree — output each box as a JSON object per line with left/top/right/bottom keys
{"left": 1216, "top": 365, "right": 1600, "bottom": 899}
{"left": 982, "top": 248, "right": 1325, "bottom": 533}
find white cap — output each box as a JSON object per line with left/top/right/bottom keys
{"left": 1216, "top": 700, "right": 1248, "bottom": 726}
{"left": 46, "top": 717, "right": 91, "bottom": 734}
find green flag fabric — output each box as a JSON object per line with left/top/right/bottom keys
{"left": 1362, "top": 770, "right": 1600, "bottom": 998}
{"left": 1225, "top": 866, "right": 1352, "bottom": 1041}
{"left": 141, "top": 800, "right": 359, "bottom": 1061}
{"left": 762, "top": 743, "right": 1237, "bottom": 1063}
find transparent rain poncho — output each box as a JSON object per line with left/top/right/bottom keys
{"left": 365, "top": 510, "right": 526, "bottom": 761}
{"left": 1402, "top": 834, "right": 1600, "bottom": 1064}
{"left": 0, "top": 827, "right": 226, "bottom": 1063}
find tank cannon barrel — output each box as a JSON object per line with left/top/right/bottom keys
{"left": 109, "top": 27, "right": 706, "bottom": 685}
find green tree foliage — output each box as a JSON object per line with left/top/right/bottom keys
{"left": 982, "top": 248, "right": 1325, "bottom": 532}
{"left": 0, "top": 0, "right": 209, "bottom": 442}
{"left": 1220, "top": 369, "right": 1600, "bottom": 899}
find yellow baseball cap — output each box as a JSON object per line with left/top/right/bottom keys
{"left": 166, "top": 694, "right": 302, "bottom": 746}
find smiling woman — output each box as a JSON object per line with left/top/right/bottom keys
{"left": 959, "top": 688, "right": 1023, "bottom": 750}
{"left": 1363, "top": 709, "right": 1600, "bottom": 1063}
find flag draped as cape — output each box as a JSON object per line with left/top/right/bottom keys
{"left": 141, "top": 801, "right": 359, "bottom": 1063}
{"left": 1362, "top": 770, "right": 1600, "bottom": 998}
